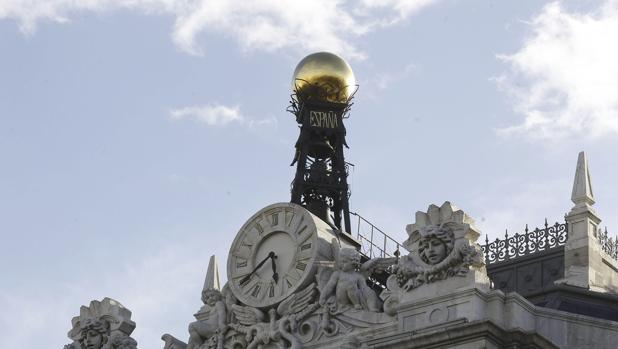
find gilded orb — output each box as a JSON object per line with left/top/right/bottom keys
{"left": 292, "top": 52, "right": 356, "bottom": 103}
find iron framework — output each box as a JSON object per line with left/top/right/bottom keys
{"left": 287, "top": 83, "right": 355, "bottom": 234}
{"left": 599, "top": 228, "right": 618, "bottom": 261}
{"left": 482, "top": 220, "right": 568, "bottom": 265}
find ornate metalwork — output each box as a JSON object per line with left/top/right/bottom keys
{"left": 482, "top": 219, "right": 568, "bottom": 265}
{"left": 287, "top": 80, "right": 357, "bottom": 120}
{"left": 288, "top": 88, "right": 354, "bottom": 233}
{"left": 350, "top": 212, "right": 401, "bottom": 259}
{"left": 599, "top": 227, "right": 618, "bottom": 261}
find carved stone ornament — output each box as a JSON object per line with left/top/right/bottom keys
{"left": 162, "top": 204, "right": 400, "bottom": 349}
{"left": 186, "top": 255, "right": 229, "bottom": 349}
{"left": 382, "top": 202, "right": 488, "bottom": 315}
{"left": 317, "top": 239, "right": 396, "bottom": 313}
{"left": 63, "top": 297, "right": 138, "bottom": 349}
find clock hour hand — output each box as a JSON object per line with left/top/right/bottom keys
{"left": 239, "top": 251, "right": 276, "bottom": 286}
{"left": 271, "top": 255, "right": 278, "bottom": 284}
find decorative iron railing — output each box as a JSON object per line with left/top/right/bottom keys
{"left": 599, "top": 228, "right": 618, "bottom": 261}
{"left": 482, "top": 220, "right": 568, "bottom": 265}
{"left": 350, "top": 212, "right": 401, "bottom": 259}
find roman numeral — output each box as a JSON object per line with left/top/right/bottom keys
{"left": 296, "top": 261, "right": 307, "bottom": 271}
{"left": 301, "top": 243, "right": 312, "bottom": 251}
{"left": 284, "top": 271, "right": 301, "bottom": 290}
{"left": 251, "top": 284, "right": 261, "bottom": 297}
{"left": 232, "top": 248, "right": 251, "bottom": 260}
{"left": 254, "top": 223, "right": 264, "bottom": 234}
{"left": 271, "top": 213, "right": 279, "bottom": 226}
{"left": 295, "top": 225, "right": 307, "bottom": 236}
{"left": 236, "top": 260, "right": 247, "bottom": 268}
{"left": 240, "top": 275, "right": 252, "bottom": 288}
{"left": 284, "top": 207, "right": 295, "bottom": 226}
{"left": 293, "top": 215, "right": 306, "bottom": 235}
{"left": 269, "top": 284, "right": 275, "bottom": 297}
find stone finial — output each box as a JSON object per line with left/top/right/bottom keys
{"left": 202, "top": 255, "right": 221, "bottom": 292}
{"left": 561, "top": 152, "right": 618, "bottom": 293}
{"left": 571, "top": 151, "right": 595, "bottom": 209}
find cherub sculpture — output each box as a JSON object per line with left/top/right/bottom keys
{"left": 187, "top": 256, "right": 229, "bottom": 349}
{"left": 318, "top": 243, "right": 396, "bottom": 313}
{"left": 187, "top": 287, "right": 228, "bottom": 349}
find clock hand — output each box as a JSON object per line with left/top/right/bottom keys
{"left": 239, "top": 251, "right": 275, "bottom": 286}
{"left": 271, "top": 255, "right": 278, "bottom": 284}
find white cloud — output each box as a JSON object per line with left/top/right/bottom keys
{"left": 0, "top": 0, "right": 440, "bottom": 58}
{"left": 361, "top": 62, "right": 418, "bottom": 98}
{"left": 360, "top": 0, "right": 441, "bottom": 24}
{"left": 169, "top": 104, "right": 277, "bottom": 131}
{"left": 170, "top": 104, "right": 244, "bottom": 126}
{"left": 496, "top": 1, "right": 618, "bottom": 140}
{"left": 170, "top": 0, "right": 368, "bottom": 58}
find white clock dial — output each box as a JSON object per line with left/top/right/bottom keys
{"left": 227, "top": 202, "right": 329, "bottom": 308}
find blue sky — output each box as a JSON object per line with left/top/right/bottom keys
{"left": 1, "top": 0, "right": 618, "bottom": 347}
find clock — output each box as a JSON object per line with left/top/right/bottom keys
{"left": 227, "top": 202, "right": 339, "bottom": 308}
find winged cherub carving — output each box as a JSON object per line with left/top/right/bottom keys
{"left": 318, "top": 241, "right": 396, "bottom": 313}
{"left": 187, "top": 288, "right": 227, "bottom": 349}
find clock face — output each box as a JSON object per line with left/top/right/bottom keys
{"left": 227, "top": 203, "right": 319, "bottom": 308}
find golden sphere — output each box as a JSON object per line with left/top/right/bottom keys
{"left": 292, "top": 52, "right": 356, "bottom": 103}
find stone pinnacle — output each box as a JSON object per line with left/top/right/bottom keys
{"left": 571, "top": 151, "right": 595, "bottom": 208}
{"left": 203, "top": 255, "right": 221, "bottom": 292}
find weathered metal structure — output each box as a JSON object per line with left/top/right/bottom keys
{"left": 288, "top": 52, "right": 356, "bottom": 235}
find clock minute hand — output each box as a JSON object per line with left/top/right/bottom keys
{"left": 239, "top": 251, "right": 275, "bottom": 286}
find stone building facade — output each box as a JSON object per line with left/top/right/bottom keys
{"left": 63, "top": 151, "right": 618, "bottom": 349}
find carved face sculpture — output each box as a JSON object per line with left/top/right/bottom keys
{"left": 85, "top": 330, "right": 103, "bottom": 349}
{"left": 418, "top": 225, "right": 454, "bottom": 265}
{"left": 79, "top": 318, "right": 109, "bottom": 349}
{"left": 423, "top": 237, "right": 446, "bottom": 264}
{"left": 339, "top": 248, "right": 360, "bottom": 272}
{"left": 201, "top": 289, "right": 222, "bottom": 306}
